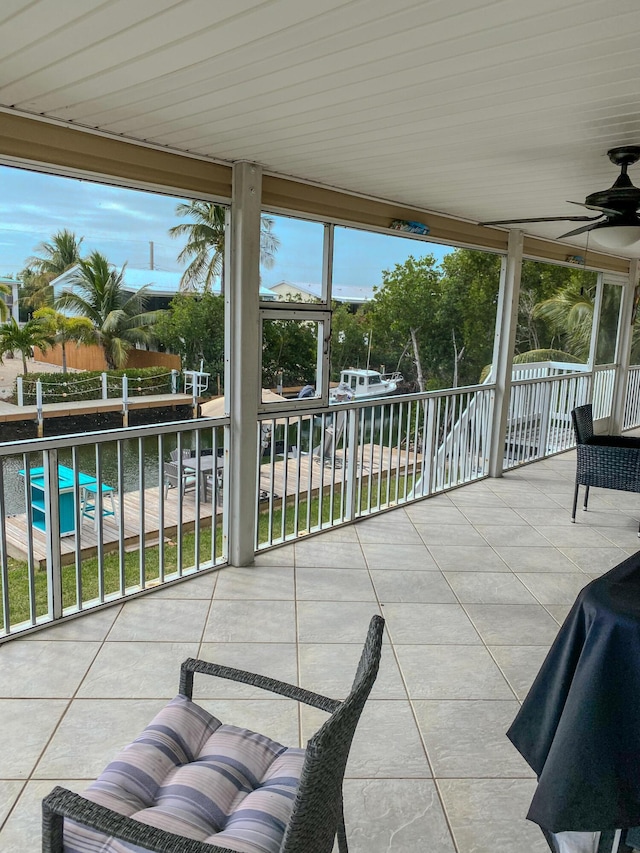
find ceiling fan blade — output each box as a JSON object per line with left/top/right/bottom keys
{"left": 566, "top": 200, "right": 621, "bottom": 216}
{"left": 557, "top": 222, "right": 602, "bottom": 239}
{"left": 480, "top": 215, "right": 602, "bottom": 225}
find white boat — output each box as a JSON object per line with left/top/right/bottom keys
{"left": 328, "top": 368, "right": 403, "bottom": 404}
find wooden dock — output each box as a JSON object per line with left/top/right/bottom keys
{"left": 6, "top": 444, "right": 420, "bottom": 567}
{"left": 5, "top": 484, "right": 218, "bottom": 568}
{"left": 0, "top": 394, "right": 194, "bottom": 423}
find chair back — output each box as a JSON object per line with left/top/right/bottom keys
{"left": 572, "top": 404, "right": 594, "bottom": 445}
{"left": 163, "top": 461, "right": 180, "bottom": 489}
{"left": 281, "top": 614, "right": 385, "bottom": 853}
{"left": 170, "top": 449, "right": 194, "bottom": 462}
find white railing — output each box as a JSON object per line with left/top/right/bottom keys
{"left": 624, "top": 365, "right": 640, "bottom": 429}
{"left": 592, "top": 364, "right": 617, "bottom": 420}
{"left": 503, "top": 371, "right": 590, "bottom": 469}
{"left": 17, "top": 370, "right": 180, "bottom": 406}
{"left": 2, "top": 358, "right": 636, "bottom": 640}
{"left": 511, "top": 360, "right": 588, "bottom": 381}
{"left": 255, "top": 384, "right": 494, "bottom": 549}
{"left": 0, "top": 418, "right": 228, "bottom": 640}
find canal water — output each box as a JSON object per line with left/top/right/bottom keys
{"left": 1, "top": 406, "right": 198, "bottom": 516}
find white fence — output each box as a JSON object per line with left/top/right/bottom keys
{"left": 256, "top": 385, "right": 494, "bottom": 549}
{"left": 2, "top": 358, "right": 637, "bottom": 640}
{"left": 624, "top": 365, "right": 640, "bottom": 430}
{"left": 0, "top": 418, "right": 227, "bottom": 639}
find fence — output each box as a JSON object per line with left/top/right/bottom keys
{"left": 624, "top": 365, "right": 640, "bottom": 430}
{"left": 16, "top": 370, "right": 179, "bottom": 406}
{"left": 503, "top": 372, "right": 590, "bottom": 470}
{"left": 255, "top": 384, "right": 494, "bottom": 549}
{"left": 1, "top": 360, "right": 638, "bottom": 640}
{"left": 0, "top": 418, "right": 227, "bottom": 640}
{"left": 32, "top": 344, "right": 181, "bottom": 373}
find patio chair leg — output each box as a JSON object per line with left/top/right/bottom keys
{"left": 571, "top": 482, "right": 579, "bottom": 523}
{"left": 583, "top": 485, "right": 590, "bottom": 511}
{"left": 336, "top": 796, "right": 349, "bottom": 853}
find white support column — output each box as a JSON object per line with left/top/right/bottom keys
{"left": 488, "top": 230, "right": 523, "bottom": 478}
{"left": 610, "top": 259, "right": 639, "bottom": 433}
{"left": 227, "top": 162, "right": 262, "bottom": 566}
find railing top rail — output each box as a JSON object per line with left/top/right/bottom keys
{"left": 510, "top": 370, "right": 593, "bottom": 388}
{"left": 0, "top": 415, "right": 230, "bottom": 457}
{"left": 257, "top": 381, "right": 495, "bottom": 421}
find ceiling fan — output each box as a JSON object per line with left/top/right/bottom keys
{"left": 480, "top": 146, "right": 640, "bottom": 250}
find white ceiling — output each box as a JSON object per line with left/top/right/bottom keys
{"left": 2, "top": 0, "right": 640, "bottom": 253}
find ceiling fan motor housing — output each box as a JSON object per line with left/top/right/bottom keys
{"left": 585, "top": 147, "right": 640, "bottom": 219}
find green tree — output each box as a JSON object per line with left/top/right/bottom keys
{"left": 329, "top": 303, "right": 369, "bottom": 379}
{"left": 262, "top": 319, "right": 317, "bottom": 388}
{"left": 56, "top": 251, "right": 161, "bottom": 370}
{"left": 0, "top": 317, "right": 54, "bottom": 374}
{"left": 33, "top": 307, "right": 96, "bottom": 373}
{"left": 533, "top": 278, "right": 596, "bottom": 360}
{"left": 154, "top": 293, "right": 225, "bottom": 384}
{"left": 169, "top": 201, "right": 280, "bottom": 291}
{"left": 367, "top": 255, "right": 443, "bottom": 391}
{"left": 437, "top": 250, "right": 501, "bottom": 387}
{"left": 23, "top": 229, "right": 84, "bottom": 310}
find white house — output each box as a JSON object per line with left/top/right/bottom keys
{"left": 268, "top": 279, "right": 372, "bottom": 308}
{"left": 0, "top": 276, "right": 21, "bottom": 322}
{"left": 51, "top": 266, "right": 276, "bottom": 308}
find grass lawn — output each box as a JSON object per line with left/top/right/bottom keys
{"left": 1, "top": 473, "right": 415, "bottom": 630}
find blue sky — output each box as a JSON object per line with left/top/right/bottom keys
{"left": 0, "top": 164, "right": 451, "bottom": 290}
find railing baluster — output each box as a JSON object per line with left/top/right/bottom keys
{"left": 138, "top": 437, "right": 146, "bottom": 589}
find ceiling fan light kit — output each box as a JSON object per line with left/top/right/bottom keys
{"left": 590, "top": 224, "right": 640, "bottom": 250}
{"left": 481, "top": 146, "right": 640, "bottom": 251}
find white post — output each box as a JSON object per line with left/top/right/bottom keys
{"left": 122, "top": 374, "right": 129, "bottom": 428}
{"left": 36, "top": 379, "right": 44, "bottom": 437}
{"left": 344, "top": 408, "right": 359, "bottom": 521}
{"left": 488, "top": 230, "right": 523, "bottom": 478}
{"left": 16, "top": 375, "right": 23, "bottom": 406}
{"left": 227, "top": 162, "right": 262, "bottom": 566}
{"left": 102, "top": 372, "right": 108, "bottom": 399}
{"left": 171, "top": 369, "right": 178, "bottom": 394}
{"left": 43, "top": 448, "right": 62, "bottom": 620}
{"left": 610, "top": 259, "right": 639, "bottom": 433}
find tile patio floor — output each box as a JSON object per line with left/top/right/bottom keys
{"left": 2, "top": 447, "right": 640, "bottom": 852}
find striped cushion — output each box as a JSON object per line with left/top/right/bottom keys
{"left": 64, "top": 694, "right": 305, "bottom": 853}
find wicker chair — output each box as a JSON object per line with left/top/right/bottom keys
{"left": 571, "top": 404, "right": 640, "bottom": 534}
{"left": 42, "top": 614, "right": 385, "bottom": 853}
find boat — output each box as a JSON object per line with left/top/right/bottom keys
{"left": 328, "top": 368, "right": 403, "bottom": 404}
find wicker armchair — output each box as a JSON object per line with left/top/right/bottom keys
{"left": 42, "top": 614, "right": 384, "bottom": 853}
{"left": 571, "top": 404, "right": 640, "bottom": 534}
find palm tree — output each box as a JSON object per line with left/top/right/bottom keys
{"left": 55, "top": 251, "right": 161, "bottom": 370}
{"left": 169, "top": 201, "right": 279, "bottom": 291}
{"left": 533, "top": 279, "right": 596, "bottom": 361}
{"left": 23, "top": 229, "right": 84, "bottom": 310}
{"left": 0, "top": 318, "right": 55, "bottom": 374}
{"left": 33, "top": 307, "right": 96, "bottom": 373}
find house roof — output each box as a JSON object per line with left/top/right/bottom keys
{"left": 51, "top": 266, "right": 276, "bottom": 299}
{"left": 269, "top": 281, "right": 373, "bottom": 304}
{"left": 2, "top": 2, "right": 640, "bottom": 258}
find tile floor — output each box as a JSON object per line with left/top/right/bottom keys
{"left": 2, "top": 448, "right": 640, "bottom": 852}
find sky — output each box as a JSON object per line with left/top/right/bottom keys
{"left": 0, "top": 164, "right": 451, "bottom": 291}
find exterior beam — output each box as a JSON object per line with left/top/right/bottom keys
{"left": 488, "top": 230, "right": 523, "bottom": 478}
{"left": 227, "top": 162, "right": 262, "bottom": 566}
{"left": 610, "top": 259, "right": 639, "bottom": 433}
